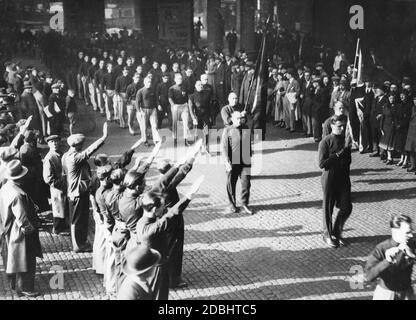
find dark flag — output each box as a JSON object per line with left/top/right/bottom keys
{"left": 250, "top": 16, "right": 272, "bottom": 141}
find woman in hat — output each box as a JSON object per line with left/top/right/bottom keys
{"left": 273, "top": 72, "right": 289, "bottom": 128}
{"left": 379, "top": 93, "right": 397, "bottom": 165}
{"left": 0, "top": 160, "right": 42, "bottom": 297}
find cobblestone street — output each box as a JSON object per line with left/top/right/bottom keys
{"left": 1, "top": 102, "right": 416, "bottom": 300}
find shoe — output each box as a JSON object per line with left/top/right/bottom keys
{"left": 402, "top": 163, "right": 410, "bottom": 169}
{"left": 407, "top": 167, "right": 416, "bottom": 172}
{"left": 223, "top": 206, "right": 238, "bottom": 215}
{"left": 396, "top": 160, "right": 404, "bottom": 167}
{"left": 314, "top": 139, "right": 321, "bottom": 143}
{"left": 240, "top": 205, "right": 254, "bottom": 215}
{"left": 323, "top": 235, "right": 339, "bottom": 248}
{"left": 337, "top": 238, "right": 349, "bottom": 247}
{"left": 170, "top": 280, "right": 188, "bottom": 289}
{"left": 369, "top": 152, "right": 380, "bottom": 158}
{"left": 185, "top": 139, "right": 193, "bottom": 147}
{"left": 16, "top": 291, "right": 40, "bottom": 298}
{"left": 380, "top": 155, "right": 387, "bottom": 161}
{"left": 386, "top": 160, "right": 394, "bottom": 165}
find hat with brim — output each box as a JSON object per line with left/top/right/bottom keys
{"left": 0, "top": 147, "right": 19, "bottom": 162}
{"left": 67, "top": 134, "right": 85, "bottom": 147}
{"left": 4, "top": 160, "right": 28, "bottom": 180}
{"left": 315, "top": 62, "right": 324, "bottom": 68}
{"left": 123, "top": 245, "right": 161, "bottom": 276}
{"left": 45, "top": 135, "right": 61, "bottom": 143}
{"left": 312, "top": 76, "right": 321, "bottom": 83}
{"left": 96, "top": 164, "right": 113, "bottom": 180}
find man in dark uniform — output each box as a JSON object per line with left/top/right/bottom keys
{"left": 102, "top": 63, "right": 118, "bottom": 122}
{"left": 318, "top": 115, "right": 352, "bottom": 248}
{"left": 189, "top": 81, "right": 213, "bottom": 152}
{"left": 156, "top": 74, "right": 171, "bottom": 130}
{"left": 221, "top": 111, "right": 253, "bottom": 216}
{"left": 168, "top": 73, "right": 192, "bottom": 147}
{"left": 136, "top": 76, "right": 161, "bottom": 146}
{"left": 300, "top": 70, "right": 314, "bottom": 136}
{"left": 126, "top": 73, "right": 143, "bottom": 136}
{"left": 115, "top": 67, "right": 132, "bottom": 129}
{"left": 221, "top": 92, "right": 245, "bottom": 127}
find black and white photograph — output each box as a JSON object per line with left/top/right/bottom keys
{"left": 1, "top": 0, "right": 416, "bottom": 304}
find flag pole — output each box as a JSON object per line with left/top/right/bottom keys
{"left": 353, "top": 38, "right": 360, "bottom": 79}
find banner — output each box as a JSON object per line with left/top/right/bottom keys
{"left": 158, "top": 0, "right": 192, "bottom": 48}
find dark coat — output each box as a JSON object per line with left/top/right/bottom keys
{"left": 0, "top": 180, "right": 42, "bottom": 273}
{"left": 379, "top": 102, "right": 396, "bottom": 151}
{"left": 405, "top": 105, "right": 416, "bottom": 153}
{"left": 370, "top": 95, "right": 388, "bottom": 130}
{"left": 392, "top": 101, "right": 412, "bottom": 153}
{"left": 20, "top": 91, "right": 43, "bottom": 133}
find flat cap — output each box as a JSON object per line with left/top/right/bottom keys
{"left": 67, "top": 134, "right": 85, "bottom": 147}
{"left": 45, "top": 135, "right": 60, "bottom": 143}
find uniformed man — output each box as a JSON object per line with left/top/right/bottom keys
{"left": 168, "top": 73, "right": 192, "bottom": 147}
{"left": 42, "top": 135, "right": 68, "bottom": 235}
{"left": 318, "top": 115, "right": 352, "bottom": 248}
{"left": 114, "top": 67, "right": 132, "bottom": 129}
{"left": 221, "top": 111, "right": 253, "bottom": 216}
{"left": 62, "top": 122, "right": 109, "bottom": 253}
{"left": 189, "top": 81, "right": 213, "bottom": 152}
{"left": 136, "top": 77, "right": 161, "bottom": 146}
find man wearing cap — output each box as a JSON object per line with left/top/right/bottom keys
{"left": 0, "top": 160, "right": 42, "bottom": 297}
{"left": 62, "top": 122, "right": 109, "bottom": 253}
{"left": 43, "top": 135, "right": 68, "bottom": 235}
{"left": 370, "top": 84, "right": 389, "bottom": 158}
{"left": 47, "top": 83, "right": 64, "bottom": 136}
{"left": 115, "top": 67, "right": 132, "bottom": 129}
{"left": 20, "top": 81, "right": 43, "bottom": 140}
{"left": 20, "top": 130, "right": 49, "bottom": 213}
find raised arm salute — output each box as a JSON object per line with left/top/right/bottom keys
{"left": 62, "top": 122, "right": 109, "bottom": 253}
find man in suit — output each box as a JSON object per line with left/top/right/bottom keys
{"left": 369, "top": 84, "right": 388, "bottom": 158}
{"left": 300, "top": 70, "right": 314, "bottom": 136}
{"left": 358, "top": 79, "right": 374, "bottom": 153}
{"left": 221, "top": 111, "right": 253, "bottom": 215}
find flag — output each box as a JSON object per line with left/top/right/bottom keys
{"left": 250, "top": 16, "right": 272, "bottom": 141}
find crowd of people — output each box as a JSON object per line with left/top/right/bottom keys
{"left": 0, "top": 22, "right": 416, "bottom": 300}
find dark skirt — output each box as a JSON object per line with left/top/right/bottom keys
{"left": 379, "top": 120, "right": 395, "bottom": 151}
{"left": 393, "top": 126, "right": 409, "bottom": 153}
